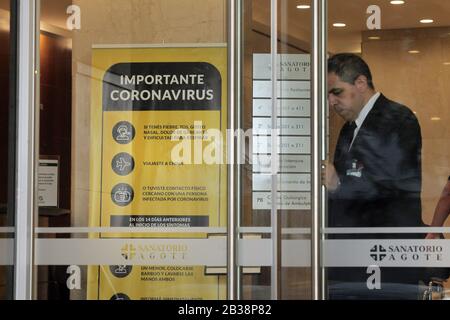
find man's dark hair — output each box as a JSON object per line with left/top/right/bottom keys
{"left": 328, "top": 53, "right": 375, "bottom": 90}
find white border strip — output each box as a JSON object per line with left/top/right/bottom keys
{"left": 33, "top": 227, "right": 450, "bottom": 235}
{"left": 324, "top": 239, "right": 450, "bottom": 267}
{"left": 239, "top": 227, "right": 272, "bottom": 234}
{"left": 324, "top": 227, "right": 450, "bottom": 234}
{"left": 0, "top": 227, "right": 15, "bottom": 233}
{"left": 92, "top": 43, "right": 227, "bottom": 49}
{"left": 282, "top": 228, "right": 311, "bottom": 235}
{"left": 30, "top": 238, "right": 450, "bottom": 268}
{"left": 0, "top": 239, "right": 14, "bottom": 266}
{"left": 239, "top": 227, "right": 311, "bottom": 235}
{"left": 35, "top": 227, "right": 227, "bottom": 234}
{"left": 35, "top": 238, "right": 227, "bottom": 266}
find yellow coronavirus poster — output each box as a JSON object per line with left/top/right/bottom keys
{"left": 88, "top": 45, "right": 227, "bottom": 300}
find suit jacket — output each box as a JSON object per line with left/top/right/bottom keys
{"left": 329, "top": 93, "right": 424, "bottom": 230}
{"left": 327, "top": 94, "right": 426, "bottom": 294}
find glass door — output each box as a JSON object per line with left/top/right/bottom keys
{"left": 32, "top": 0, "right": 318, "bottom": 300}
{"left": 29, "top": 0, "right": 319, "bottom": 300}
{"left": 0, "top": 0, "right": 15, "bottom": 300}
{"left": 35, "top": 0, "right": 229, "bottom": 300}
{"left": 237, "top": 0, "right": 314, "bottom": 299}
{"left": 22, "top": 0, "right": 450, "bottom": 301}
{"left": 324, "top": 0, "right": 450, "bottom": 300}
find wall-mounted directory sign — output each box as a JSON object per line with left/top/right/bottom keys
{"left": 252, "top": 54, "right": 311, "bottom": 210}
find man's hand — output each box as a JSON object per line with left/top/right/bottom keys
{"left": 322, "top": 160, "right": 340, "bottom": 191}
{"left": 425, "top": 233, "right": 444, "bottom": 240}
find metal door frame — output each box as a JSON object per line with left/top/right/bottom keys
{"left": 14, "top": 0, "right": 39, "bottom": 300}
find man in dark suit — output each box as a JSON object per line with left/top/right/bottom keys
{"left": 325, "top": 53, "right": 425, "bottom": 299}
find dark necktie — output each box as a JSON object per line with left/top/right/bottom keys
{"left": 341, "top": 121, "right": 357, "bottom": 152}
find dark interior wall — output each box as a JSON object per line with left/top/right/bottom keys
{"left": 0, "top": 30, "right": 72, "bottom": 210}
{"left": 1, "top": 21, "right": 71, "bottom": 301}
{"left": 37, "top": 32, "right": 72, "bottom": 300}
{"left": 0, "top": 27, "right": 10, "bottom": 206}
{"left": 39, "top": 32, "right": 72, "bottom": 210}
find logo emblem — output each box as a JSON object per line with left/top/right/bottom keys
{"left": 121, "top": 244, "right": 136, "bottom": 261}
{"left": 370, "top": 245, "right": 387, "bottom": 261}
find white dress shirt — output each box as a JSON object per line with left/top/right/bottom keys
{"left": 349, "top": 92, "right": 381, "bottom": 149}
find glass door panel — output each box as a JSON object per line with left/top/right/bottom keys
{"left": 0, "top": 0, "right": 14, "bottom": 300}
{"left": 278, "top": 0, "right": 312, "bottom": 300}
{"left": 36, "top": 0, "right": 229, "bottom": 300}
{"left": 32, "top": 0, "right": 450, "bottom": 301}
{"left": 239, "top": 0, "right": 272, "bottom": 300}
{"left": 238, "top": 0, "right": 313, "bottom": 299}
{"left": 325, "top": 0, "right": 450, "bottom": 300}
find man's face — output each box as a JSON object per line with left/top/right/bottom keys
{"left": 327, "top": 72, "right": 365, "bottom": 122}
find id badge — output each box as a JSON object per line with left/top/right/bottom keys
{"left": 346, "top": 159, "right": 363, "bottom": 178}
